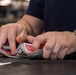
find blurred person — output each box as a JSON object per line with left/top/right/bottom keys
{"left": 0, "top": 0, "right": 76, "bottom": 60}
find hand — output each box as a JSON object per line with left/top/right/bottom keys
{"left": 27, "top": 31, "right": 76, "bottom": 60}
{"left": 0, "top": 23, "right": 27, "bottom": 54}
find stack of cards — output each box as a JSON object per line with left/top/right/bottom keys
{"left": 0, "top": 43, "right": 43, "bottom": 59}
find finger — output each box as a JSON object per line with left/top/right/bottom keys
{"left": 0, "top": 26, "right": 8, "bottom": 48}
{"left": 16, "top": 29, "right": 27, "bottom": 43}
{"left": 66, "top": 47, "right": 76, "bottom": 55}
{"left": 32, "top": 34, "right": 46, "bottom": 50}
{"left": 43, "top": 39, "right": 56, "bottom": 59}
{"left": 8, "top": 28, "right": 17, "bottom": 54}
{"left": 50, "top": 42, "right": 61, "bottom": 60}
{"left": 58, "top": 48, "right": 68, "bottom": 59}
{"left": 27, "top": 35, "right": 35, "bottom": 43}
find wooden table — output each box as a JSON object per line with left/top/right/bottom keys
{"left": 0, "top": 58, "right": 76, "bottom": 75}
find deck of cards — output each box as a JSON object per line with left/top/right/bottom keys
{"left": 0, "top": 43, "right": 43, "bottom": 59}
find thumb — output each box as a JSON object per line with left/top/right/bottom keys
{"left": 16, "top": 29, "right": 27, "bottom": 44}
{"left": 27, "top": 35, "right": 35, "bottom": 43}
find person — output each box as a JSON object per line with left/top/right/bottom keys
{"left": 0, "top": 0, "right": 76, "bottom": 60}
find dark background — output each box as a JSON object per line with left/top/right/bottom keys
{"left": 0, "top": 0, "right": 29, "bottom": 26}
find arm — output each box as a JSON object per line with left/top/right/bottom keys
{"left": 0, "top": 14, "right": 44, "bottom": 53}
{"left": 0, "top": 0, "right": 44, "bottom": 54}
{"left": 17, "top": 14, "right": 44, "bottom": 36}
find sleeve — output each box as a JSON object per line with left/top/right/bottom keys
{"left": 26, "top": 0, "right": 44, "bottom": 20}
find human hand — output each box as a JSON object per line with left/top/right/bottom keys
{"left": 27, "top": 31, "right": 76, "bottom": 60}
{"left": 0, "top": 23, "right": 27, "bottom": 54}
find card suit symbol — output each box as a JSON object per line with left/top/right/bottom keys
{"left": 25, "top": 44, "right": 34, "bottom": 53}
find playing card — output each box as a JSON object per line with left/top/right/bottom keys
{"left": 0, "top": 43, "right": 43, "bottom": 59}
{"left": 23, "top": 43, "right": 34, "bottom": 53}
{"left": 14, "top": 43, "right": 34, "bottom": 55}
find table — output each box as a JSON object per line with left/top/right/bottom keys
{"left": 0, "top": 57, "right": 76, "bottom": 75}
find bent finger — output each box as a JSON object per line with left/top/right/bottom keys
{"left": 27, "top": 35, "right": 35, "bottom": 43}
{"left": 43, "top": 39, "right": 56, "bottom": 59}
{"left": 16, "top": 29, "right": 27, "bottom": 43}
{"left": 50, "top": 42, "right": 61, "bottom": 60}
{"left": 0, "top": 26, "right": 8, "bottom": 48}
{"left": 58, "top": 48, "right": 68, "bottom": 59}
{"left": 32, "top": 34, "right": 47, "bottom": 50}
{"left": 8, "top": 28, "right": 17, "bottom": 54}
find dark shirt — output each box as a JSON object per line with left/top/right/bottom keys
{"left": 26, "top": 0, "right": 76, "bottom": 32}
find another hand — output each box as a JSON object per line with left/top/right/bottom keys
{"left": 27, "top": 31, "right": 76, "bottom": 60}
{"left": 0, "top": 23, "right": 27, "bottom": 53}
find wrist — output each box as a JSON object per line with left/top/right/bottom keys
{"left": 17, "top": 18, "right": 36, "bottom": 36}
{"left": 17, "top": 19, "right": 27, "bottom": 30}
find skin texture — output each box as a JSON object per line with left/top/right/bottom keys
{"left": 0, "top": 14, "right": 76, "bottom": 60}
{"left": 27, "top": 31, "right": 76, "bottom": 60}
{"left": 0, "top": 23, "right": 27, "bottom": 53}
{"left": 0, "top": 15, "right": 43, "bottom": 54}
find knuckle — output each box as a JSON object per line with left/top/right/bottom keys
{"left": 1, "top": 24, "right": 13, "bottom": 30}
{"left": 61, "top": 42, "right": 65, "bottom": 48}
{"left": 35, "top": 36, "right": 41, "bottom": 41}
{"left": 46, "top": 32, "right": 50, "bottom": 34}
{"left": 64, "top": 43, "right": 69, "bottom": 48}
{"left": 17, "top": 36, "right": 24, "bottom": 42}
{"left": 45, "top": 44, "right": 52, "bottom": 50}
{"left": 8, "top": 37, "right": 13, "bottom": 42}
{"left": 0, "top": 25, "right": 6, "bottom": 30}
{"left": 61, "top": 41, "right": 69, "bottom": 49}
{"left": 46, "top": 32, "right": 51, "bottom": 35}
{"left": 8, "top": 24, "right": 14, "bottom": 28}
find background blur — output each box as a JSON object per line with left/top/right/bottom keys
{"left": 0, "top": 0, "right": 30, "bottom": 26}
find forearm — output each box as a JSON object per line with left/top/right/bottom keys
{"left": 17, "top": 17, "right": 35, "bottom": 36}
{"left": 17, "top": 15, "right": 44, "bottom": 36}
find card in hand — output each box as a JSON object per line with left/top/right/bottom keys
{"left": 14, "top": 43, "right": 34, "bottom": 55}
{"left": 0, "top": 43, "right": 43, "bottom": 58}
